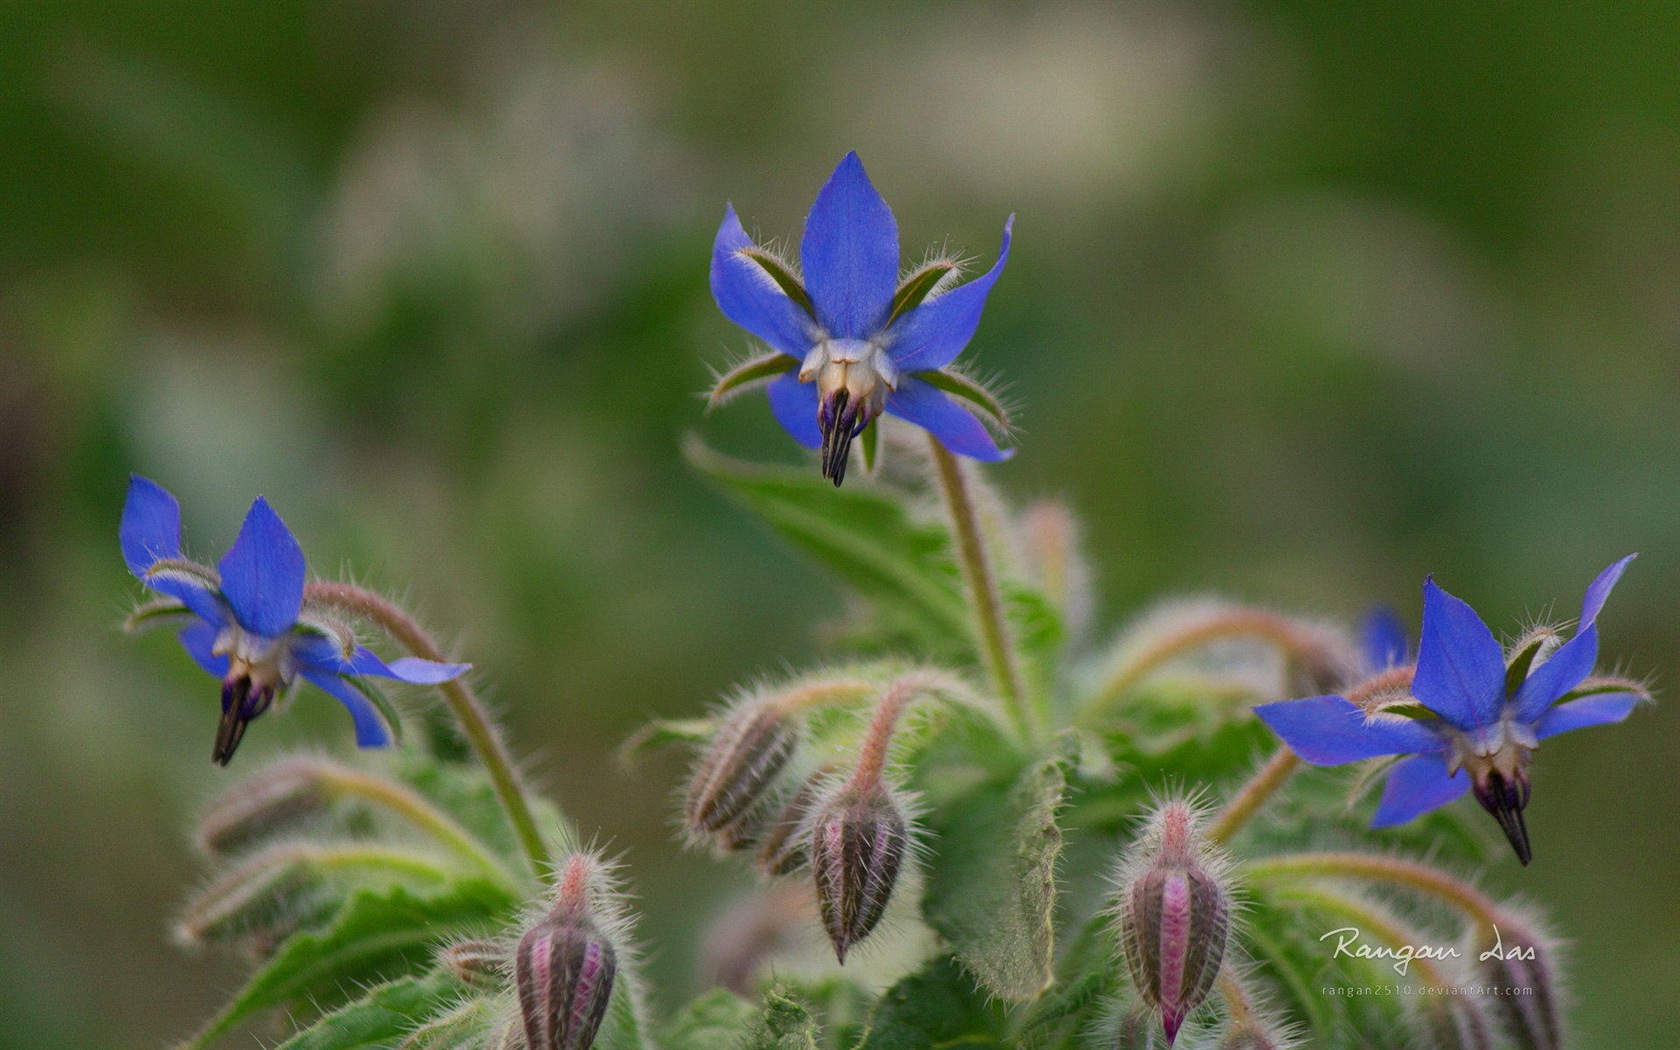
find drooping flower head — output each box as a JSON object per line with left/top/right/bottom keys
{"left": 121, "top": 475, "right": 467, "bottom": 765}
{"left": 709, "top": 151, "right": 1015, "bottom": 485}
{"left": 1255, "top": 557, "right": 1646, "bottom": 865}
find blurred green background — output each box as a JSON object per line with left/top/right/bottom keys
{"left": 1, "top": 2, "right": 1676, "bottom": 1047}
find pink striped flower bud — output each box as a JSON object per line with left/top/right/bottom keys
{"left": 515, "top": 855, "right": 619, "bottom": 1050}
{"left": 809, "top": 776, "right": 910, "bottom": 963}
{"left": 1114, "top": 800, "right": 1234, "bottom": 1046}
{"left": 683, "top": 699, "right": 801, "bottom": 842}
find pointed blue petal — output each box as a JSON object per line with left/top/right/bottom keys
{"left": 1410, "top": 576, "right": 1505, "bottom": 730}
{"left": 121, "top": 475, "right": 183, "bottom": 575}
{"left": 766, "top": 370, "right": 822, "bottom": 450}
{"left": 1359, "top": 605, "right": 1409, "bottom": 671}
{"left": 886, "top": 216, "right": 1013, "bottom": 372}
{"left": 1510, "top": 627, "right": 1599, "bottom": 724}
{"left": 711, "top": 205, "right": 816, "bottom": 357}
{"left": 177, "top": 620, "right": 229, "bottom": 678}
{"left": 301, "top": 668, "right": 394, "bottom": 748}
{"left": 1371, "top": 753, "right": 1471, "bottom": 827}
{"left": 884, "top": 376, "right": 1012, "bottom": 462}
{"left": 1252, "top": 695, "right": 1445, "bottom": 766}
{"left": 343, "top": 645, "right": 470, "bottom": 685}
{"left": 1580, "top": 554, "right": 1635, "bottom": 629}
{"left": 217, "top": 497, "right": 306, "bottom": 638}
{"left": 800, "top": 152, "right": 898, "bottom": 339}
{"left": 1535, "top": 691, "right": 1640, "bottom": 740}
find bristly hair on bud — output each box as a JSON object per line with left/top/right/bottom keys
{"left": 514, "top": 852, "right": 636, "bottom": 1050}
{"left": 682, "top": 694, "right": 804, "bottom": 846}
{"left": 1470, "top": 906, "right": 1566, "bottom": 1050}
{"left": 807, "top": 675, "right": 930, "bottom": 963}
{"left": 1111, "top": 797, "right": 1237, "bottom": 1046}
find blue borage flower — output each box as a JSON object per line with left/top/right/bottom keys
{"left": 708, "top": 151, "right": 1015, "bottom": 485}
{"left": 120, "top": 475, "right": 468, "bottom": 765}
{"left": 1255, "top": 557, "right": 1646, "bottom": 865}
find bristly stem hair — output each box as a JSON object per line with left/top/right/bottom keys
{"left": 925, "top": 437, "right": 1034, "bottom": 740}
{"left": 304, "top": 581, "right": 554, "bottom": 882}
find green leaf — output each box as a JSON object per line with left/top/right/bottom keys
{"left": 855, "top": 956, "right": 1009, "bottom": 1050}
{"left": 708, "top": 352, "right": 801, "bottom": 410}
{"left": 659, "top": 989, "right": 759, "bottom": 1050}
{"left": 122, "top": 597, "right": 195, "bottom": 633}
{"left": 921, "top": 755, "right": 1066, "bottom": 1000}
{"left": 686, "top": 438, "right": 970, "bottom": 645}
{"left": 181, "top": 880, "right": 515, "bottom": 1049}
{"left": 270, "top": 971, "right": 465, "bottom": 1050}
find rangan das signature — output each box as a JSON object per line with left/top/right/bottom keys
{"left": 1320, "top": 924, "right": 1535, "bottom": 977}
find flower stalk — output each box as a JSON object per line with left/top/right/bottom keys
{"left": 927, "top": 437, "right": 1033, "bottom": 739}
{"left": 304, "top": 581, "right": 553, "bottom": 882}
{"left": 1243, "top": 852, "right": 1500, "bottom": 935}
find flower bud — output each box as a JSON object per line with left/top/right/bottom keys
{"left": 1104, "top": 1006, "right": 1167, "bottom": 1049}
{"left": 684, "top": 700, "right": 801, "bottom": 842}
{"left": 809, "top": 777, "right": 910, "bottom": 963}
{"left": 439, "top": 939, "right": 507, "bottom": 989}
{"left": 754, "top": 771, "right": 828, "bottom": 876}
{"left": 194, "top": 756, "right": 331, "bottom": 856}
{"left": 1417, "top": 997, "right": 1497, "bottom": 1050}
{"left": 515, "top": 856, "right": 619, "bottom": 1050}
{"left": 1114, "top": 801, "right": 1234, "bottom": 1046}
{"left": 1473, "top": 912, "right": 1563, "bottom": 1050}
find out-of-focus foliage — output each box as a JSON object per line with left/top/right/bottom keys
{"left": 1, "top": 3, "right": 1677, "bottom": 1048}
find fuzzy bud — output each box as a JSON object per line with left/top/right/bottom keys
{"left": 684, "top": 700, "right": 801, "bottom": 842}
{"left": 515, "top": 856, "right": 619, "bottom": 1050}
{"left": 1474, "top": 914, "right": 1563, "bottom": 1050}
{"left": 1105, "top": 1007, "right": 1167, "bottom": 1049}
{"left": 1418, "top": 997, "right": 1497, "bottom": 1050}
{"left": 194, "top": 756, "right": 333, "bottom": 856}
{"left": 809, "top": 776, "right": 910, "bottom": 963}
{"left": 1114, "top": 801, "right": 1234, "bottom": 1046}
{"left": 754, "top": 772, "right": 827, "bottom": 876}
{"left": 440, "top": 939, "right": 507, "bottom": 989}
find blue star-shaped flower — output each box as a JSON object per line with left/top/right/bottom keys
{"left": 121, "top": 475, "right": 468, "bottom": 765}
{"left": 710, "top": 151, "right": 1014, "bottom": 485}
{"left": 1255, "top": 557, "right": 1644, "bottom": 865}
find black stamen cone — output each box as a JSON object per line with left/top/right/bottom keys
{"left": 819, "top": 391, "right": 867, "bottom": 487}
{"left": 1473, "top": 772, "right": 1533, "bottom": 866}
{"left": 214, "top": 677, "right": 274, "bottom": 766}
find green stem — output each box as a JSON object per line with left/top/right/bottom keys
{"left": 304, "top": 582, "right": 553, "bottom": 883}
{"left": 926, "top": 437, "right": 1034, "bottom": 739}
{"left": 1207, "top": 748, "right": 1301, "bottom": 845}
{"left": 314, "top": 762, "right": 520, "bottom": 890}
{"left": 1244, "top": 852, "right": 1500, "bottom": 935}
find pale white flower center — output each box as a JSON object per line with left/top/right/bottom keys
{"left": 212, "top": 625, "right": 299, "bottom": 689}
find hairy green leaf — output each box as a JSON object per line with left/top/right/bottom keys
{"left": 855, "top": 956, "right": 1009, "bottom": 1050}
{"left": 269, "top": 971, "right": 465, "bottom": 1050}
{"left": 686, "top": 438, "right": 970, "bottom": 645}
{"left": 920, "top": 370, "right": 1013, "bottom": 436}
{"left": 743, "top": 989, "right": 821, "bottom": 1050}
{"left": 921, "top": 755, "right": 1066, "bottom": 1000}
{"left": 708, "top": 352, "right": 800, "bottom": 410}
{"left": 735, "top": 247, "right": 816, "bottom": 318}
{"left": 886, "top": 261, "right": 957, "bottom": 327}
{"left": 181, "top": 880, "right": 514, "bottom": 1049}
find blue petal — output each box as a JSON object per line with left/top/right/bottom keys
{"left": 301, "top": 668, "right": 394, "bottom": 748}
{"left": 884, "top": 376, "right": 1012, "bottom": 462}
{"left": 121, "top": 475, "right": 183, "bottom": 575}
{"left": 177, "top": 620, "right": 229, "bottom": 678}
{"left": 342, "top": 646, "right": 470, "bottom": 685}
{"left": 800, "top": 152, "right": 898, "bottom": 339}
{"left": 711, "top": 205, "right": 816, "bottom": 357}
{"left": 885, "top": 216, "right": 1013, "bottom": 373}
{"left": 145, "top": 567, "right": 232, "bottom": 627}
{"left": 1580, "top": 553, "right": 1635, "bottom": 629}
{"left": 1510, "top": 627, "right": 1598, "bottom": 724}
{"left": 1371, "top": 753, "right": 1471, "bottom": 827}
{"left": 1409, "top": 576, "right": 1505, "bottom": 730}
{"left": 1252, "top": 695, "right": 1445, "bottom": 766}
{"left": 1535, "top": 691, "right": 1640, "bottom": 740}
{"left": 1359, "top": 605, "right": 1409, "bottom": 671}
{"left": 766, "top": 370, "right": 822, "bottom": 450}
{"left": 218, "top": 497, "right": 306, "bottom": 638}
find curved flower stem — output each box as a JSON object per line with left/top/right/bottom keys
{"left": 1243, "top": 852, "right": 1500, "bottom": 936}
{"left": 312, "top": 762, "right": 520, "bottom": 890}
{"left": 304, "top": 582, "right": 553, "bottom": 883}
{"left": 1215, "top": 966, "right": 1259, "bottom": 1028}
{"left": 1269, "top": 883, "right": 1456, "bottom": 988}
{"left": 1205, "top": 665, "right": 1418, "bottom": 844}
{"left": 1207, "top": 749, "right": 1301, "bottom": 846}
{"left": 926, "top": 437, "right": 1034, "bottom": 740}
{"left": 1088, "top": 607, "right": 1352, "bottom": 718}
